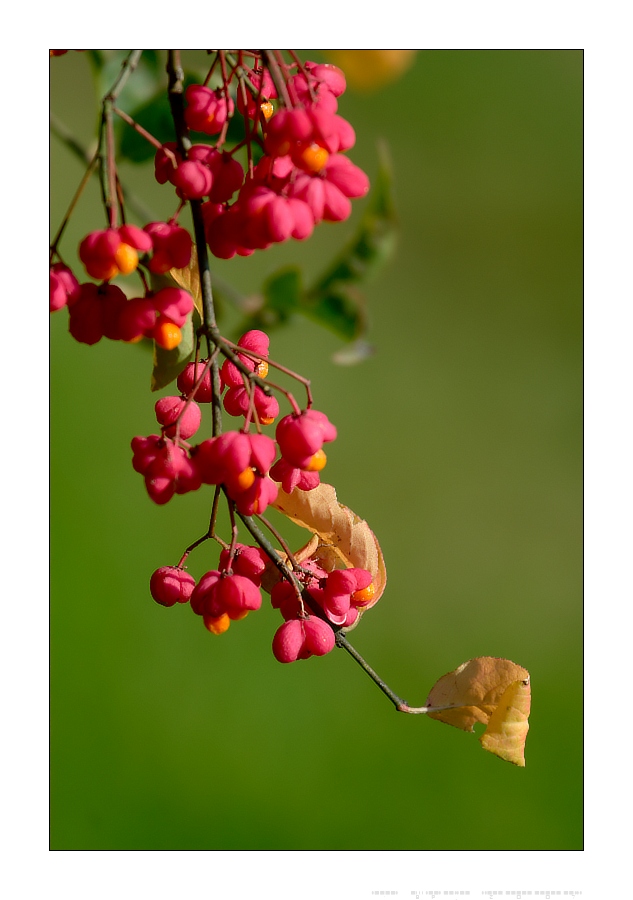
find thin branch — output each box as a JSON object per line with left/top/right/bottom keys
{"left": 50, "top": 113, "right": 157, "bottom": 226}
{"left": 50, "top": 144, "right": 100, "bottom": 259}
{"left": 100, "top": 51, "right": 144, "bottom": 228}
{"left": 261, "top": 50, "right": 292, "bottom": 107}
{"left": 235, "top": 510, "right": 303, "bottom": 594}
{"left": 166, "top": 50, "right": 224, "bottom": 437}
{"left": 334, "top": 631, "right": 409, "bottom": 711}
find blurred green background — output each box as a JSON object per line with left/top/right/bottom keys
{"left": 50, "top": 50, "right": 582, "bottom": 850}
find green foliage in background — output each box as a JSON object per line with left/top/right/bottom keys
{"left": 50, "top": 50, "right": 582, "bottom": 850}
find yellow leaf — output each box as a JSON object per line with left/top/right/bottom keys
{"left": 480, "top": 678, "right": 531, "bottom": 767}
{"left": 425, "top": 657, "right": 531, "bottom": 766}
{"left": 270, "top": 482, "right": 386, "bottom": 625}
{"left": 170, "top": 244, "right": 203, "bottom": 319}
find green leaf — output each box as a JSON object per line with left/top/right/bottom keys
{"left": 235, "top": 141, "right": 398, "bottom": 353}
{"left": 147, "top": 143, "right": 396, "bottom": 359}
{"left": 88, "top": 51, "right": 164, "bottom": 116}
{"left": 150, "top": 312, "right": 196, "bottom": 392}
{"left": 231, "top": 267, "right": 303, "bottom": 336}
{"left": 262, "top": 267, "right": 304, "bottom": 325}
{"left": 118, "top": 72, "right": 201, "bottom": 164}
{"left": 303, "top": 140, "right": 397, "bottom": 350}
{"left": 119, "top": 91, "right": 174, "bottom": 163}
{"left": 300, "top": 282, "right": 366, "bottom": 341}
{"left": 308, "top": 140, "right": 398, "bottom": 301}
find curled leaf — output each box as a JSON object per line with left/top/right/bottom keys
{"left": 270, "top": 482, "right": 386, "bottom": 625}
{"left": 425, "top": 657, "right": 531, "bottom": 766}
{"left": 479, "top": 678, "right": 531, "bottom": 767}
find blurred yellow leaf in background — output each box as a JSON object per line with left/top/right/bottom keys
{"left": 325, "top": 50, "right": 417, "bottom": 91}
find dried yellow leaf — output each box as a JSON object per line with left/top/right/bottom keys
{"left": 270, "top": 482, "right": 387, "bottom": 623}
{"left": 425, "top": 657, "right": 531, "bottom": 766}
{"left": 480, "top": 678, "right": 531, "bottom": 767}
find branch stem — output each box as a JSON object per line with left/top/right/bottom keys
{"left": 158, "top": 51, "right": 422, "bottom": 722}
{"left": 235, "top": 510, "right": 303, "bottom": 594}
{"left": 334, "top": 631, "right": 409, "bottom": 710}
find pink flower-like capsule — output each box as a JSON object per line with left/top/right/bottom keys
{"left": 221, "top": 329, "right": 270, "bottom": 387}
{"left": 154, "top": 142, "right": 180, "bottom": 184}
{"left": 346, "top": 567, "right": 375, "bottom": 606}
{"left": 117, "top": 287, "right": 193, "bottom": 343}
{"left": 194, "top": 432, "right": 249, "bottom": 486}
{"left": 272, "top": 615, "right": 335, "bottom": 663}
{"left": 150, "top": 566, "right": 196, "bottom": 607}
{"left": 222, "top": 385, "right": 280, "bottom": 425}
{"left": 143, "top": 221, "right": 192, "bottom": 274}
{"left": 251, "top": 153, "right": 295, "bottom": 187}
{"left": 264, "top": 107, "right": 314, "bottom": 157}
{"left": 133, "top": 434, "right": 202, "bottom": 504}
{"left": 201, "top": 200, "right": 224, "bottom": 231}
{"left": 232, "top": 472, "right": 278, "bottom": 517}
{"left": 205, "top": 200, "right": 260, "bottom": 260}
{"left": 275, "top": 409, "right": 337, "bottom": 469}
{"left": 218, "top": 544, "right": 268, "bottom": 587}
{"left": 171, "top": 159, "right": 213, "bottom": 200}
{"left": 289, "top": 70, "right": 339, "bottom": 115}
{"left": 288, "top": 153, "right": 369, "bottom": 224}
{"left": 237, "top": 328, "right": 270, "bottom": 356}
{"left": 184, "top": 84, "right": 234, "bottom": 135}
{"left": 68, "top": 282, "right": 128, "bottom": 345}
{"left": 322, "top": 568, "right": 359, "bottom": 618}
{"left": 155, "top": 395, "right": 202, "bottom": 440}
{"left": 215, "top": 573, "right": 262, "bottom": 615}
{"left": 155, "top": 143, "right": 229, "bottom": 202}
{"left": 285, "top": 197, "right": 315, "bottom": 241}
{"left": 308, "top": 566, "right": 375, "bottom": 625}
{"left": 206, "top": 150, "right": 245, "bottom": 203}
{"left": 192, "top": 431, "right": 278, "bottom": 515}
{"left": 190, "top": 570, "right": 221, "bottom": 616}
{"left": 269, "top": 559, "right": 331, "bottom": 621}
{"left": 152, "top": 287, "right": 194, "bottom": 328}
{"left": 131, "top": 434, "right": 164, "bottom": 475}
{"left": 303, "top": 61, "right": 347, "bottom": 97}
{"left": 270, "top": 579, "right": 304, "bottom": 621}
{"left": 117, "top": 297, "right": 157, "bottom": 342}
{"left": 50, "top": 263, "right": 80, "bottom": 312}
{"left": 269, "top": 457, "right": 321, "bottom": 493}
{"left": 324, "top": 153, "right": 370, "bottom": 198}
{"left": 232, "top": 186, "right": 292, "bottom": 250}
{"left": 79, "top": 226, "right": 152, "bottom": 281}
{"left": 294, "top": 113, "right": 355, "bottom": 159}
{"left": 143, "top": 442, "right": 202, "bottom": 505}
{"left": 177, "top": 360, "right": 216, "bottom": 403}
{"left": 190, "top": 570, "right": 261, "bottom": 619}
{"left": 236, "top": 68, "right": 277, "bottom": 119}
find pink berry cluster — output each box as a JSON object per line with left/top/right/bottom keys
{"left": 51, "top": 221, "right": 194, "bottom": 350}
{"left": 140, "top": 322, "right": 375, "bottom": 663}
{"left": 149, "top": 542, "right": 375, "bottom": 663}
{"left": 270, "top": 562, "right": 376, "bottom": 662}
{"left": 153, "top": 57, "right": 369, "bottom": 259}
{"left": 51, "top": 52, "right": 378, "bottom": 669}
{"left": 50, "top": 52, "right": 370, "bottom": 356}
{"left": 131, "top": 328, "right": 337, "bottom": 512}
